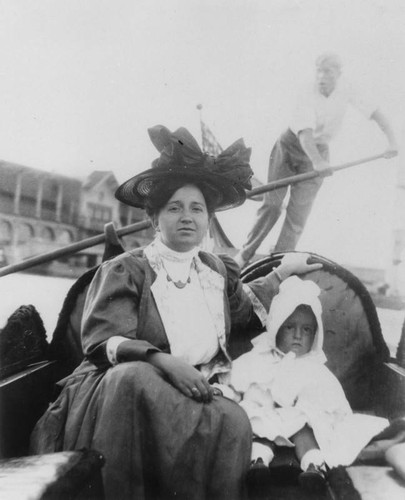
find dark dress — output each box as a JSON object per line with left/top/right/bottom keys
{"left": 30, "top": 249, "right": 279, "bottom": 500}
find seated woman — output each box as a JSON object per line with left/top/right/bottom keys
{"left": 30, "top": 125, "right": 321, "bottom": 500}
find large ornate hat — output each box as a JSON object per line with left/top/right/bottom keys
{"left": 115, "top": 125, "right": 253, "bottom": 211}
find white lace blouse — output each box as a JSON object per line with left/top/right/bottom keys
{"left": 107, "top": 238, "right": 227, "bottom": 373}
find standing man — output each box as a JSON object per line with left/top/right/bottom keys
{"left": 235, "top": 52, "right": 398, "bottom": 268}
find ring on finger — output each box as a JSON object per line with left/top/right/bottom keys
{"left": 191, "top": 387, "right": 199, "bottom": 395}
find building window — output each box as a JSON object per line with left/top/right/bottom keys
{"left": 87, "top": 203, "right": 112, "bottom": 224}
{"left": 19, "top": 195, "right": 37, "bottom": 217}
{"left": 0, "top": 192, "right": 14, "bottom": 214}
{"left": 0, "top": 220, "right": 12, "bottom": 243}
{"left": 58, "top": 229, "right": 74, "bottom": 245}
{"left": 41, "top": 226, "right": 55, "bottom": 241}
{"left": 17, "top": 223, "right": 34, "bottom": 243}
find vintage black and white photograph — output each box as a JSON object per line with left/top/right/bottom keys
{"left": 0, "top": 1, "right": 404, "bottom": 499}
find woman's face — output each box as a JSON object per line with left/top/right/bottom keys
{"left": 155, "top": 184, "right": 210, "bottom": 252}
{"left": 276, "top": 306, "right": 317, "bottom": 357}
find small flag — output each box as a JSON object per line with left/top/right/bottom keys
{"left": 200, "top": 119, "right": 223, "bottom": 156}
{"left": 198, "top": 106, "right": 264, "bottom": 201}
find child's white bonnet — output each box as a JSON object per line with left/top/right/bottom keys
{"left": 263, "top": 275, "right": 325, "bottom": 357}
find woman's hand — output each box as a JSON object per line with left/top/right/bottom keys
{"left": 147, "top": 352, "right": 214, "bottom": 402}
{"left": 277, "top": 253, "right": 322, "bottom": 281}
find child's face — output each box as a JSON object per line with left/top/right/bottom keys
{"left": 276, "top": 306, "right": 317, "bottom": 357}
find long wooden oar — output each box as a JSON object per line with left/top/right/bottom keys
{"left": 0, "top": 152, "right": 388, "bottom": 278}
{"left": 213, "top": 152, "right": 388, "bottom": 249}
{"left": 246, "top": 152, "right": 386, "bottom": 199}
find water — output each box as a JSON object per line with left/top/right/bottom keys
{"left": 0, "top": 273, "right": 403, "bottom": 355}
{"left": 0, "top": 273, "right": 75, "bottom": 340}
{"left": 376, "top": 307, "right": 404, "bottom": 356}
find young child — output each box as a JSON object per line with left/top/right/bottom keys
{"left": 217, "top": 276, "right": 388, "bottom": 490}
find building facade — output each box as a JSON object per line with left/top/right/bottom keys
{"left": 0, "top": 161, "right": 153, "bottom": 276}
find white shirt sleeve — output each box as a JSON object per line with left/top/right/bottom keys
{"left": 289, "top": 87, "right": 317, "bottom": 135}
{"left": 106, "top": 336, "right": 130, "bottom": 365}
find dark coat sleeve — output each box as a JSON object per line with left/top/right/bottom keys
{"left": 217, "top": 253, "right": 257, "bottom": 329}
{"left": 218, "top": 253, "right": 282, "bottom": 328}
{"left": 81, "top": 254, "right": 159, "bottom": 366}
{"left": 245, "top": 273, "right": 281, "bottom": 316}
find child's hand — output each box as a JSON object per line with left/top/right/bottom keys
{"left": 277, "top": 253, "right": 322, "bottom": 280}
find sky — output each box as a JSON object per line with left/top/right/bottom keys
{"left": 0, "top": 0, "right": 405, "bottom": 273}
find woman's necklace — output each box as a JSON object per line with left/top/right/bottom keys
{"left": 166, "top": 273, "right": 191, "bottom": 289}
{"left": 161, "top": 260, "right": 192, "bottom": 289}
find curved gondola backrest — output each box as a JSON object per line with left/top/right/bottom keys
{"left": 49, "top": 223, "right": 126, "bottom": 381}
{"left": 48, "top": 266, "right": 99, "bottom": 380}
{"left": 241, "top": 252, "right": 390, "bottom": 412}
{"left": 49, "top": 247, "right": 390, "bottom": 411}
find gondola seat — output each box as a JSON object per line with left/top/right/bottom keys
{"left": 50, "top": 250, "right": 393, "bottom": 409}
{"left": 2, "top": 245, "right": 405, "bottom": 500}
{"left": 240, "top": 252, "right": 391, "bottom": 413}
{"left": 240, "top": 252, "right": 405, "bottom": 497}
{"left": 49, "top": 250, "right": 403, "bottom": 422}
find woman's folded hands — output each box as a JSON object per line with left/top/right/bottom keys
{"left": 147, "top": 351, "right": 216, "bottom": 402}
